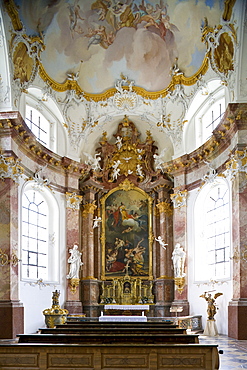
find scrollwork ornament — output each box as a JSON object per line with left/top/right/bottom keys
{"left": 170, "top": 189, "right": 188, "bottom": 209}
{"left": 113, "top": 75, "right": 137, "bottom": 111}
{"left": 225, "top": 148, "right": 247, "bottom": 180}
{"left": 66, "top": 192, "right": 83, "bottom": 210}
{"left": 0, "top": 154, "right": 23, "bottom": 183}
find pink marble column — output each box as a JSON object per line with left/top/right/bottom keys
{"left": 64, "top": 196, "right": 83, "bottom": 314}
{"left": 81, "top": 189, "right": 99, "bottom": 317}
{"left": 228, "top": 171, "right": 247, "bottom": 339}
{"left": 154, "top": 187, "right": 174, "bottom": 317}
{"left": 0, "top": 179, "right": 24, "bottom": 339}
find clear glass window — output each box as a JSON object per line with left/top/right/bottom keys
{"left": 202, "top": 98, "right": 225, "bottom": 142}
{"left": 194, "top": 181, "right": 231, "bottom": 282}
{"left": 25, "top": 106, "right": 49, "bottom": 147}
{"left": 21, "top": 190, "right": 49, "bottom": 280}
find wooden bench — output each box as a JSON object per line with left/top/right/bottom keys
{"left": 39, "top": 326, "right": 187, "bottom": 335}
{"left": 0, "top": 342, "right": 220, "bottom": 369}
{"left": 17, "top": 332, "right": 199, "bottom": 344}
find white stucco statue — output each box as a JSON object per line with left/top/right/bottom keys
{"left": 172, "top": 243, "right": 186, "bottom": 277}
{"left": 66, "top": 244, "right": 83, "bottom": 279}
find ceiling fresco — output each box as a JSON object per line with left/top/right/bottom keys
{"left": 1, "top": 0, "right": 237, "bottom": 161}
{"left": 11, "top": 0, "right": 225, "bottom": 94}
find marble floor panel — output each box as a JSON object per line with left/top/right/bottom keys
{"left": 199, "top": 335, "right": 247, "bottom": 369}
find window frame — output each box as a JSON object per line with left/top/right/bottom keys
{"left": 20, "top": 181, "right": 60, "bottom": 284}
{"left": 193, "top": 178, "right": 232, "bottom": 283}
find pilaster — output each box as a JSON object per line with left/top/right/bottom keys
{"left": 64, "top": 192, "right": 83, "bottom": 314}
{"left": 0, "top": 178, "right": 23, "bottom": 339}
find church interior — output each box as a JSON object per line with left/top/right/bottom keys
{"left": 0, "top": 0, "right": 247, "bottom": 368}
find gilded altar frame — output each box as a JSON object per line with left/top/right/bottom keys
{"left": 100, "top": 179, "right": 153, "bottom": 280}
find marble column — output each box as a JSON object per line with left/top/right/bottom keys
{"left": 0, "top": 178, "right": 24, "bottom": 339}
{"left": 154, "top": 187, "right": 174, "bottom": 317}
{"left": 228, "top": 170, "right": 247, "bottom": 339}
{"left": 171, "top": 186, "right": 189, "bottom": 316}
{"left": 64, "top": 192, "right": 83, "bottom": 314}
{"left": 81, "top": 189, "right": 99, "bottom": 317}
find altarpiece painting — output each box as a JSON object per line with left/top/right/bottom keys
{"left": 101, "top": 181, "right": 153, "bottom": 279}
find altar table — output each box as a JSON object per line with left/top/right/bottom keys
{"left": 99, "top": 315, "right": 147, "bottom": 322}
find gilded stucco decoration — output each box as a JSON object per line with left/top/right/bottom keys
{"left": 82, "top": 201, "right": 97, "bottom": 218}
{"left": 225, "top": 148, "right": 247, "bottom": 181}
{"left": 170, "top": 189, "right": 188, "bottom": 209}
{"left": 0, "top": 154, "right": 23, "bottom": 183}
{"left": 0, "top": 249, "right": 20, "bottom": 266}
{"left": 156, "top": 201, "right": 173, "bottom": 216}
{"left": 201, "top": 14, "right": 237, "bottom": 85}
{"left": 66, "top": 192, "right": 83, "bottom": 210}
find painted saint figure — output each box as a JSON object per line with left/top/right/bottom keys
{"left": 66, "top": 244, "right": 83, "bottom": 279}
{"left": 172, "top": 243, "right": 186, "bottom": 277}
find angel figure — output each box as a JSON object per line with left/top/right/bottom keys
{"left": 155, "top": 236, "right": 168, "bottom": 250}
{"left": 200, "top": 292, "right": 223, "bottom": 320}
{"left": 115, "top": 136, "right": 122, "bottom": 150}
{"left": 93, "top": 216, "right": 102, "bottom": 229}
{"left": 153, "top": 148, "right": 167, "bottom": 170}
{"left": 84, "top": 152, "right": 102, "bottom": 171}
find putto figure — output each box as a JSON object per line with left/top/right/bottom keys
{"left": 155, "top": 236, "right": 168, "bottom": 250}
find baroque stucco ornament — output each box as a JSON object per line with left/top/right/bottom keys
{"left": 0, "top": 154, "right": 23, "bottom": 183}
{"left": 66, "top": 192, "right": 83, "bottom": 210}
{"left": 170, "top": 189, "right": 188, "bottom": 208}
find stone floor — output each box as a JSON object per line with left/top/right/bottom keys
{"left": 199, "top": 335, "right": 247, "bottom": 369}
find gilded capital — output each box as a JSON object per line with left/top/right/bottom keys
{"left": 82, "top": 201, "right": 97, "bottom": 218}
{"left": 156, "top": 201, "right": 173, "bottom": 215}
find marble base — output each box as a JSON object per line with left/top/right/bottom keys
{"left": 203, "top": 320, "right": 218, "bottom": 336}
{"left": 64, "top": 300, "right": 83, "bottom": 314}
{"left": 228, "top": 300, "right": 247, "bottom": 339}
{"left": 0, "top": 300, "right": 24, "bottom": 339}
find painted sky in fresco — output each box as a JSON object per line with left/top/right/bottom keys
{"left": 16, "top": 0, "right": 224, "bottom": 93}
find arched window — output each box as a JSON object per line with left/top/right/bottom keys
{"left": 194, "top": 179, "right": 231, "bottom": 282}
{"left": 25, "top": 105, "right": 50, "bottom": 147}
{"left": 200, "top": 97, "right": 225, "bottom": 142}
{"left": 184, "top": 80, "right": 228, "bottom": 154}
{"left": 21, "top": 88, "right": 67, "bottom": 157}
{"left": 21, "top": 183, "right": 59, "bottom": 283}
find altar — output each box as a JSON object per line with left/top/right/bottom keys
{"left": 103, "top": 304, "right": 149, "bottom": 317}
{"left": 99, "top": 316, "right": 147, "bottom": 322}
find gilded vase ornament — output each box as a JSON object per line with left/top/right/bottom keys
{"left": 43, "top": 290, "right": 68, "bottom": 328}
